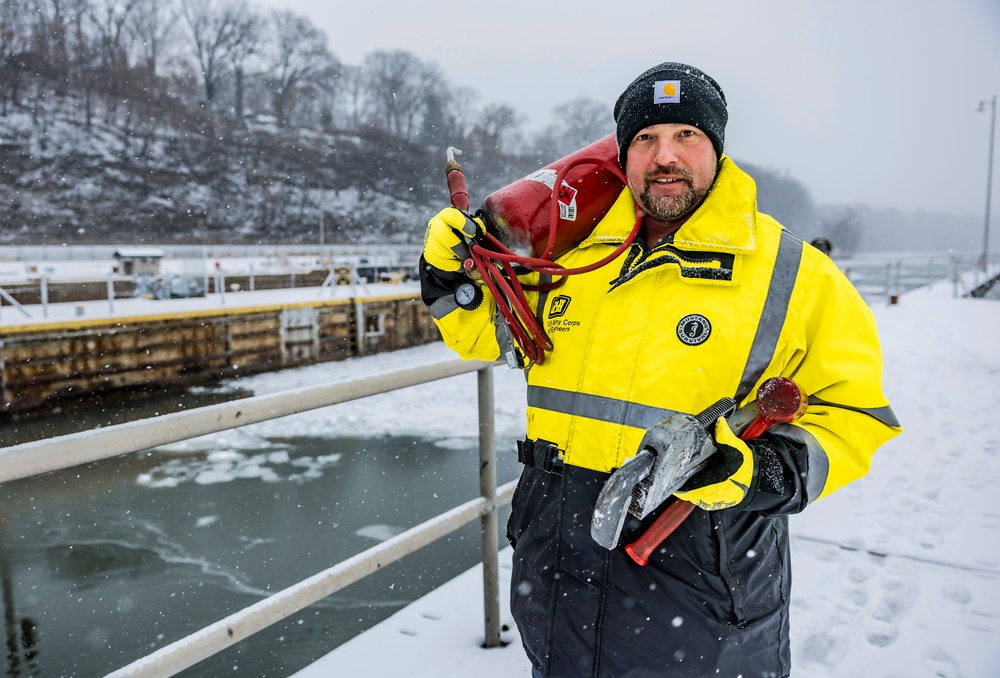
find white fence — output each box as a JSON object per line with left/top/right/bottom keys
{"left": 0, "top": 359, "right": 513, "bottom": 677}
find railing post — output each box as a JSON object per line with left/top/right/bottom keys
{"left": 40, "top": 275, "right": 49, "bottom": 318}
{"left": 477, "top": 366, "right": 502, "bottom": 648}
{"left": 952, "top": 255, "right": 958, "bottom": 298}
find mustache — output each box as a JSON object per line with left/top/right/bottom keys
{"left": 643, "top": 164, "right": 694, "bottom": 186}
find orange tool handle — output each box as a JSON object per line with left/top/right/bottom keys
{"left": 624, "top": 501, "right": 696, "bottom": 565}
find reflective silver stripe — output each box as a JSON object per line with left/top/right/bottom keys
{"left": 807, "top": 396, "right": 901, "bottom": 428}
{"left": 535, "top": 273, "right": 552, "bottom": 336}
{"left": 770, "top": 422, "right": 829, "bottom": 503}
{"left": 429, "top": 294, "right": 459, "bottom": 319}
{"left": 450, "top": 240, "right": 471, "bottom": 260}
{"left": 735, "top": 230, "right": 803, "bottom": 404}
{"left": 527, "top": 385, "right": 680, "bottom": 431}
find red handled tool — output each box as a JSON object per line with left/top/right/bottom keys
{"left": 623, "top": 377, "right": 807, "bottom": 566}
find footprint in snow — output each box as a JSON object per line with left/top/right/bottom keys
{"left": 844, "top": 588, "right": 869, "bottom": 607}
{"left": 919, "top": 527, "right": 945, "bottom": 549}
{"left": 922, "top": 647, "right": 960, "bottom": 678}
{"left": 864, "top": 617, "right": 898, "bottom": 647}
{"left": 941, "top": 585, "right": 971, "bottom": 605}
{"left": 798, "top": 633, "right": 835, "bottom": 665}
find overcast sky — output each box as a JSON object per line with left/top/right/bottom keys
{"left": 254, "top": 0, "right": 1000, "bottom": 218}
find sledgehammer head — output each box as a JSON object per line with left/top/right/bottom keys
{"left": 629, "top": 413, "right": 718, "bottom": 520}
{"left": 591, "top": 449, "right": 655, "bottom": 550}
{"left": 590, "top": 398, "right": 737, "bottom": 550}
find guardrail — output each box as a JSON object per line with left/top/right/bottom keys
{"left": 841, "top": 253, "right": 991, "bottom": 303}
{"left": 0, "top": 359, "right": 513, "bottom": 677}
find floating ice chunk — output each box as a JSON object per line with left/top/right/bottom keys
{"left": 268, "top": 451, "right": 290, "bottom": 464}
{"left": 206, "top": 450, "right": 243, "bottom": 463}
{"left": 195, "top": 470, "right": 236, "bottom": 484}
{"left": 356, "top": 524, "right": 405, "bottom": 541}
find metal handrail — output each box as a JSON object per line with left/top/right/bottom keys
{"left": 0, "top": 358, "right": 513, "bottom": 676}
{"left": 0, "top": 359, "right": 485, "bottom": 483}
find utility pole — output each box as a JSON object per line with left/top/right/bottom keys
{"left": 979, "top": 95, "right": 996, "bottom": 271}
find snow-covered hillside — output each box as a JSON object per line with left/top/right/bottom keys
{"left": 0, "top": 96, "right": 465, "bottom": 246}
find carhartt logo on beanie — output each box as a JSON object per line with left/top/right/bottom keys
{"left": 614, "top": 62, "right": 728, "bottom": 169}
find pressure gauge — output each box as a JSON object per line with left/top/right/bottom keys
{"left": 454, "top": 281, "right": 483, "bottom": 310}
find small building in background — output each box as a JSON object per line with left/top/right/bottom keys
{"left": 113, "top": 248, "right": 165, "bottom": 276}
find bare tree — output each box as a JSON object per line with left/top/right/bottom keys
{"left": 363, "top": 49, "right": 432, "bottom": 139}
{"left": 549, "top": 97, "right": 612, "bottom": 154}
{"left": 409, "top": 61, "right": 450, "bottom": 142}
{"left": 476, "top": 102, "right": 523, "bottom": 153}
{"left": 180, "top": 0, "right": 243, "bottom": 107}
{"left": 300, "top": 59, "right": 340, "bottom": 130}
{"left": 90, "top": 0, "right": 143, "bottom": 120}
{"left": 27, "top": 0, "right": 70, "bottom": 89}
{"left": 336, "top": 63, "right": 368, "bottom": 130}
{"left": 418, "top": 89, "right": 452, "bottom": 147}
{"left": 265, "top": 10, "right": 334, "bottom": 128}
{"left": 227, "top": 3, "right": 263, "bottom": 121}
{"left": 447, "top": 85, "right": 478, "bottom": 140}
{"left": 68, "top": 0, "right": 98, "bottom": 125}
{"left": 127, "top": 0, "right": 179, "bottom": 99}
{"left": 0, "top": 0, "right": 31, "bottom": 113}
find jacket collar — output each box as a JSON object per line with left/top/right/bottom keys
{"left": 578, "top": 156, "right": 759, "bottom": 254}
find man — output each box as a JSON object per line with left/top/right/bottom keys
{"left": 420, "top": 62, "right": 901, "bottom": 678}
{"left": 810, "top": 236, "right": 834, "bottom": 256}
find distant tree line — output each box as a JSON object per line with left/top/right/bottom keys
{"left": 0, "top": 0, "right": 613, "bottom": 154}
{"left": 0, "top": 0, "right": 838, "bottom": 247}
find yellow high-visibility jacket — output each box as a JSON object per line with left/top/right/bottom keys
{"left": 424, "top": 156, "right": 901, "bottom": 677}
{"left": 429, "top": 156, "right": 900, "bottom": 504}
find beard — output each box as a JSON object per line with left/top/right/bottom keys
{"left": 633, "top": 165, "right": 710, "bottom": 222}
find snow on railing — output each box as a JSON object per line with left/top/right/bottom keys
{"left": 0, "top": 359, "right": 512, "bottom": 677}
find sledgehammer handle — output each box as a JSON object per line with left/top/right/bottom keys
{"left": 624, "top": 378, "right": 806, "bottom": 566}
{"left": 623, "top": 501, "right": 696, "bottom": 565}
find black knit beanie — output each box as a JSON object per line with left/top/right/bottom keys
{"left": 614, "top": 62, "right": 728, "bottom": 169}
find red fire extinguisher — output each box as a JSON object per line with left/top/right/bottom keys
{"left": 446, "top": 133, "right": 642, "bottom": 366}
{"left": 481, "top": 134, "right": 626, "bottom": 260}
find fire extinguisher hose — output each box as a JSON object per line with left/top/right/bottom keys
{"left": 448, "top": 151, "right": 642, "bottom": 366}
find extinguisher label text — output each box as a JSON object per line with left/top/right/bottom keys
{"left": 524, "top": 169, "right": 578, "bottom": 221}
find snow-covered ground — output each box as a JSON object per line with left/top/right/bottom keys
{"left": 6, "top": 264, "right": 997, "bottom": 676}
{"left": 272, "top": 274, "right": 999, "bottom": 678}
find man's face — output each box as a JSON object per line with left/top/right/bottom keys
{"left": 625, "top": 123, "right": 718, "bottom": 223}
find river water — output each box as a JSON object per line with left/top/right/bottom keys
{"left": 0, "top": 386, "right": 522, "bottom": 677}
